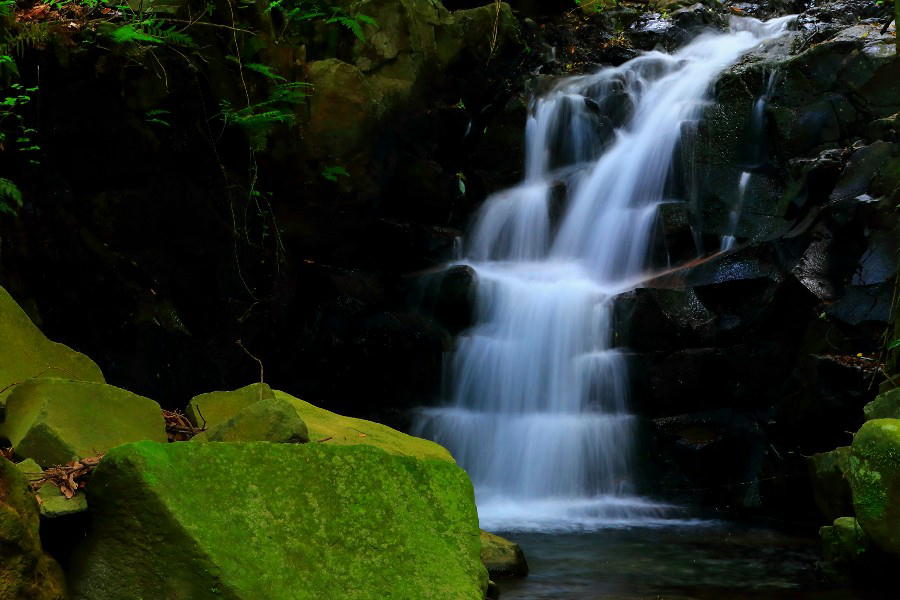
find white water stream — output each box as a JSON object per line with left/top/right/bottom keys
{"left": 415, "top": 16, "right": 794, "bottom": 532}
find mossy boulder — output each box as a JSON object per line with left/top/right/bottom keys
{"left": 820, "top": 516, "right": 871, "bottom": 566}
{"left": 0, "top": 458, "right": 66, "bottom": 599}
{"left": 1, "top": 378, "right": 167, "bottom": 467}
{"left": 480, "top": 530, "right": 529, "bottom": 579}
{"left": 70, "top": 441, "right": 487, "bottom": 599}
{"left": 864, "top": 389, "right": 900, "bottom": 421}
{"left": 186, "top": 382, "right": 275, "bottom": 429}
{"left": 809, "top": 447, "right": 853, "bottom": 522}
{"left": 187, "top": 385, "right": 452, "bottom": 461}
{"left": 274, "top": 390, "right": 454, "bottom": 462}
{"left": 195, "top": 397, "right": 310, "bottom": 444}
{"left": 847, "top": 419, "right": 900, "bottom": 557}
{"left": 0, "top": 285, "right": 103, "bottom": 416}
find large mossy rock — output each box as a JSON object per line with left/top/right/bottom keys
{"left": 187, "top": 384, "right": 452, "bottom": 461}
{"left": 864, "top": 389, "right": 900, "bottom": 421}
{"left": 480, "top": 530, "right": 528, "bottom": 579}
{"left": 809, "top": 447, "right": 853, "bottom": 522}
{"left": 0, "top": 286, "right": 103, "bottom": 415}
{"left": 0, "top": 459, "right": 66, "bottom": 599}
{"left": 1, "top": 378, "right": 167, "bottom": 467}
{"left": 70, "top": 441, "right": 487, "bottom": 599}
{"left": 847, "top": 419, "right": 900, "bottom": 557}
{"left": 274, "top": 390, "right": 454, "bottom": 461}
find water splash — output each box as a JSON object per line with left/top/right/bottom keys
{"left": 415, "top": 16, "right": 794, "bottom": 532}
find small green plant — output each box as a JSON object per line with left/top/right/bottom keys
{"left": 264, "top": 0, "right": 376, "bottom": 41}
{"left": 574, "top": 0, "right": 618, "bottom": 13}
{"left": 321, "top": 165, "right": 349, "bottom": 182}
{"left": 106, "top": 18, "right": 195, "bottom": 47}
{"left": 0, "top": 177, "right": 22, "bottom": 215}
{"left": 219, "top": 81, "right": 310, "bottom": 150}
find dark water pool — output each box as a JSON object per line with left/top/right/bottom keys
{"left": 495, "top": 523, "right": 884, "bottom": 599}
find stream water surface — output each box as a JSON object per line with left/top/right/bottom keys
{"left": 496, "top": 524, "right": 877, "bottom": 600}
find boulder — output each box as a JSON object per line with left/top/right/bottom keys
{"left": 0, "top": 285, "right": 103, "bottom": 417}
{"left": 273, "top": 390, "right": 454, "bottom": 461}
{"left": 70, "top": 441, "right": 487, "bottom": 599}
{"left": 0, "top": 458, "right": 66, "bottom": 599}
{"left": 186, "top": 382, "right": 275, "bottom": 429}
{"left": 198, "top": 398, "right": 310, "bottom": 444}
{"left": 809, "top": 447, "right": 853, "bottom": 522}
{"left": 480, "top": 530, "right": 528, "bottom": 579}
{"left": 819, "top": 516, "right": 871, "bottom": 566}
{"left": 847, "top": 419, "right": 900, "bottom": 556}
{"left": 1, "top": 378, "right": 167, "bottom": 467}
{"left": 864, "top": 389, "right": 900, "bottom": 421}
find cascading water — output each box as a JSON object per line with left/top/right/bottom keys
{"left": 415, "top": 15, "right": 795, "bottom": 531}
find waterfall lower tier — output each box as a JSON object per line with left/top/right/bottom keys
{"left": 414, "top": 15, "right": 795, "bottom": 532}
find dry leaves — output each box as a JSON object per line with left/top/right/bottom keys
{"left": 163, "top": 409, "right": 206, "bottom": 442}
{"left": 1, "top": 447, "right": 14, "bottom": 461}
{"left": 29, "top": 454, "right": 103, "bottom": 499}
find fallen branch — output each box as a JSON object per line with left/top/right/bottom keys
{"left": 163, "top": 408, "right": 207, "bottom": 441}
{"left": 29, "top": 454, "right": 104, "bottom": 499}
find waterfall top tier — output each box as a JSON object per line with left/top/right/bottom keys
{"left": 415, "top": 15, "right": 795, "bottom": 532}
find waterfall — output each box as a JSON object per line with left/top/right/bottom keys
{"left": 415, "top": 16, "right": 795, "bottom": 532}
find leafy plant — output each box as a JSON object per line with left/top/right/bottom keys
{"left": 574, "top": 0, "right": 617, "bottom": 13}
{"left": 106, "top": 18, "right": 195, "bottom": 47}
{"left": 264, "top": 0, "right": 376, "bottom": 41}
{"left": 321, "top": 165, "right": 349, "bottom": 182}
{"left": 0, "top": 177, "right": 22, "bottom": 215}
{"left": 219, "top": 81, "right": 311, "bottom": 149}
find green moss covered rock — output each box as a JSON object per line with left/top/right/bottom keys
{"left": 197, "top": 397, "right": 310, "bottom": 444}
{"left": 820, "top": 516, "right": 871, "bottom": 566}
{"left": 187, "top": 386, "right": 452, "bottom": 461}
{"left": 274, "top": 390, "right": 453, "bottom": 462}
{"left": 1, "top": 378, "right": 167, "bottom": 467}
{"left": 186, "top": 382, "right": 275, "bottom": 429}
{"left": 848, "top": 419, "right": 900, "bottom": 556}
{"left": 864, "top": 389, "right": 900, "bottom": 421}
{"left": 809, "top": 447, "right": 853, "bottom": 522}
{"left": 480, "top": 530, "right": 529, "bottom": 579}
{"left": 0, "top": 458, "right": 66, "bottom": 599}
{"left": 0, "top": 286, "right": 103, "bottom": 416}
{"left": 70, "top": 441, "right": 487, "bottom": 599}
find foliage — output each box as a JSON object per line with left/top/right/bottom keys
{"left": 219, "top": 81, "right": 311, "bottom": 150}
{"left": 105, "top": 18, "right": 195, "bottom": 47}
{"left": 264, "top": 0, "right": 376, "bottom": 41}
{"left": 574, "top": 0, "right": 617, "bottom": 12}
{"left": 0, "top": 177, "right": 23, "bottom": 215}
{"left": 321, "top": 165, "right": 349, "bottom": 182}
